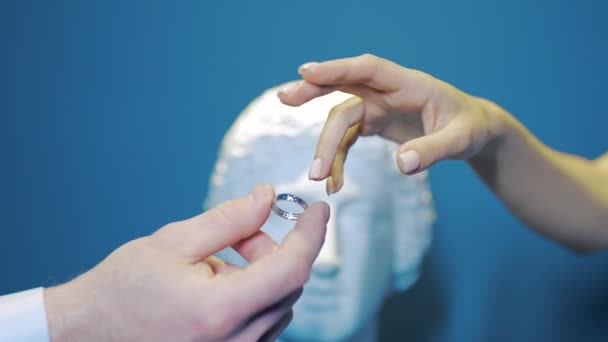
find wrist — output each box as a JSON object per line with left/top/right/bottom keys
{"left": 470, "top": 97, "right": 519, "bottom": 161}
{"left": 44, "top": 277, "right": 107, "bottom": 341}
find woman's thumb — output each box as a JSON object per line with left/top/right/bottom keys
{"left": 396, "top": 126, "right": 460, "bottom": 174}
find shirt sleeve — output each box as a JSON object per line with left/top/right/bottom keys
{"left": 0, "top": 287, "right": 51, "bottom": 342}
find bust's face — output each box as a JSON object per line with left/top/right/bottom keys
{"left": 214, "top": 136, "right": 397, "bottom": 341}
{"left": 208, "top": 88, "right": 432, "bottom": 341}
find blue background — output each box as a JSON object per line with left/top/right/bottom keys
{"left": 2, "top": 1, "right": 607, "bottom": 341}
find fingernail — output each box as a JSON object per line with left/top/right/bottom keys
{"left": 278, "top": 82, "right": 299, "bottom": 96}
{"left": 326, "top": 176, "right": 334, "bottom": 196}
{"left": 298, "top": 62, "right": 319, "bottom": 74}
{"left": 399, "top": 150, "right": 421, "bottom": 174}
{"left": 251, "top": 183, "right": 274, "bottom": 202}
{"left": 308, "top": 158, "right": 322, "bottom": 179}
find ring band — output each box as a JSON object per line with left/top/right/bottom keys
{"left": 272, "top": 193, "right": 309, "bottom": 221}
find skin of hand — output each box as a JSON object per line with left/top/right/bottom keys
{"left": 276, "top": 53, "right": 500, "bottom": 194}
{"left": 277, "top": 53, "right": 608, "bottom": 252}
{"left": 43, "top": 183, "right": 329, "bottom": 342}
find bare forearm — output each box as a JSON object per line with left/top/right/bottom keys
{"left": 469, "top": 101, "right": 608, "bottom": 252}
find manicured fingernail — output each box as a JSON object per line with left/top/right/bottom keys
{"left": 326, "top": 176, "right": 335, "bottom": 196}
{"left": 278, "top": 82, "right": 300, "bottom": 96}
{"left": 399, "top": 150, "right": 421, "bottom": 174}
{"left": 298, "top": 62, "right": 319, "bottom": 74}
{"left": 251, "top": 183, "right": 274, "bottom": 202}
{"left": 308, "top": 158, "right": 322, "bottom": 179}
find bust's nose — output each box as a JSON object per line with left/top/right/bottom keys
{"left": 312, "top": 211, "right": 341, "bottom": 277}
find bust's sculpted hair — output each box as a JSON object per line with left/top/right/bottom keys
{"left": 205, "top": 85, "right": 435, "bottom": 291}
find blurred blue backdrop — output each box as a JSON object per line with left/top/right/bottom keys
{"left": 2, "top": 1, "right": 607, "bottom": 341}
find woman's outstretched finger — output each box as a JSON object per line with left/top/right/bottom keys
{"left": 277, "top": 79, "right": 378, "bottom": 107}
{"left": 327, "top": 123, "right": 360, "bottom": 195}
{"left": 297, "top": 54, "right": 406, "bottom": 92}
{"left": 277, "top": 81, "right": 339, "bottom": 106}
{"left": 308, "top": 96, "right": 365, "bottom": 181}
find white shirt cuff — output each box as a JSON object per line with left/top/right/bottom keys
{"left": 0, "top": 287, "right": 51, "bottom": 342}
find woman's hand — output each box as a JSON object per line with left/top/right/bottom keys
{"left": 277, "top": 54, "right": 507, "bottom": 194}
{"left": 277, "top": 54, "right": 608, "bottom": 252}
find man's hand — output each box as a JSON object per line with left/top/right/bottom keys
{"left": 44, "top": 183, "right": 329, "bottom": 341}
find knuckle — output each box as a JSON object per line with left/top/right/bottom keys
{"left": 287, "top": 255, "right": 312, "bottom": 288}
{"left": 360, "top": 53, "right": 377, "bottom": 61}
{"left": 450, "top": 121, "right": 475, "bottom": 154}
{"left": 208, "top": 203, "right": 236, "bottom": 228}
{"left": 154, "top": 221, "right": 177, "bottom": 235}
{"left": 327, "top": 104, "right": 342, "bottom": 120}
{"left": 150, "top": 222, "right": 181, "bottom": 247}
{"left": 198, "top": 309, "right": 236, "bottom": 340}
{"left": 358, "top": 54, "right": 379, "bottom": 83}
{"left": 459, "top": 132, "right": 474, "bottom": 152}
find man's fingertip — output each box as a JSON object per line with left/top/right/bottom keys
{"left": 312, "top": 201, "right": 331, "bottom": 224}
{"left": 251, "top": 183, "right": 275, "bottom": 203}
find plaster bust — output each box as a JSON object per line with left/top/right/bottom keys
{"left": 205, "top": 86, "right": 436, "bottom": 341}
